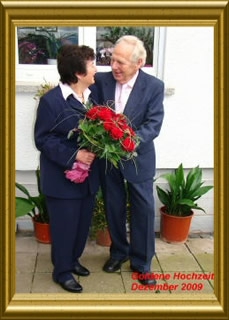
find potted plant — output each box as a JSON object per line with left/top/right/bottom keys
{"left": 40, "top": 29, "right": 78, "bottom": 63}
{"left": 42, "top": 29, "right": 62, "bottom": 63}
{"left": 15, "top": 81, "right": 56, "bottom": 242}
{"left": 156, "top": 163, "right": 213, "bottom": 243}
{"left": 18, "top": 34, "right": 49, "bottom": 64}
{"left": 16, "top": 168, "right": 51, "bottom": 244}
{"left": 90, "top": 188, "right": 111, "bottom": 247}
{"left": 34, "top": 80, "right": 55, "bottom": 100}
{"left": 18, "top": 29, "right": 77, "bottom": 64}
{"left": 91, "top": 185, "right": 131, "bottom": 246}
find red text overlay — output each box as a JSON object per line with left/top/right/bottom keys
{"left": 131, "top": 272, "right": 214, "bottom": 291}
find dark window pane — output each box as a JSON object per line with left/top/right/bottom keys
{"left": 17, "top": 27, "right": 78, "bottom": 64}
{"left": 96, "top": 27, "right": 155, "bottom": 66}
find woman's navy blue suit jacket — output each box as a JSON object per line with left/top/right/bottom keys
{"left": 34, "top": 86, "right": 100, "bottom": 199}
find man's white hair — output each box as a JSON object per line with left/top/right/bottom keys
{"left": 115, "top": 35, "right": 146, "bottom": 67}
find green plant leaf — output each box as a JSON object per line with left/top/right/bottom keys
{"left": 156, "top": 186, "right": 171, "bottom": 208}
{"left": 15, "top": 182, "right": 32, "bottom": 198}
{"left": 16, "top": 197, "right": 35, "bottom": 217}
{"left": 16, "top": 169, "right": 49, "bottom": 223}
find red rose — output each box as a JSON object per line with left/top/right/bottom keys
{"left": 86, "top": 107, "right": 100, "bottom": 120}
{"left": 103, "top": 120, "right": 113, "bottom": 131}
{"left": 113, "top": 114, "right": 126, "bottom": 124}
{"left": 126, "top": 126, "right": 136, "bottom": 136}
{"left": 110, "top": 126, "right": 124, "bottom": 140}
{"left": 122, "top": 137, "right": 136, "bottom": 152}
{"left": 113, "top": 113, "right": 125, "bottom": 121}
{"left": 98, "top": 108, "right": 114, "bottom": 121}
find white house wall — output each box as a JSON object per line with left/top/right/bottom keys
{"left": 156, "top": 26, "right": 214, "bottom": 169}
{"left": 16, "top": 27, "right": 214, "bottom": 233}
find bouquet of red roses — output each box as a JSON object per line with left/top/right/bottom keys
{"left": 65, "top": 105, "right": 140, "bottom": 183}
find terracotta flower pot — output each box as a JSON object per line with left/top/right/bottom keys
{"left": 96, "top": 228, "right": 111, "bottom": 247}
{"left": 160, "top": 206, "right": 193, "bottom": 244}
{"left": 33, "top": 219, "right": 51, "bottom": 244}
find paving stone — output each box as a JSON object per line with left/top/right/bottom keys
{"left": 80, "top": 251, "right": 110, "bottom": 272}
{"left": 37, "top": 241, "right": 52, "bottom": 253}
{"left": 157, "top": 253, "right": 202, "bottom": 272}
{"left": 83, "top": 239, "right": 110, "bottom": 255}
{"left": 16, "top": 272, "right": 33, "bottom": 293}
{"left": 186, "top": 238, "right": 214, "bottom": 254}
{"left": 79, "top": 272, "right": 125, "bottom": 293}
{"left": 16, "top": 235, "right": 38, "bottom": 252}
{"left": 32, "top": 273, "right": 66, "bottom": 293}
{"left": 35, "top": 252, "right": 53, "bottom": 273}
{"left": 16, "top": 252, "right": 37, "bottom": 273}
{"left": 194, "top": 253, "right": 214, "bottom": 272}
{"left": 155, "top": 238, "right": 190, "bottom": 254}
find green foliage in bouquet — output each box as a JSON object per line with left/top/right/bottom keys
{"left": 73, "top": 105, "right": 140, "bottom": 168}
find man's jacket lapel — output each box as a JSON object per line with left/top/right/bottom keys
{"left": 123, "top": 71, "right": 145, "bottom": 121}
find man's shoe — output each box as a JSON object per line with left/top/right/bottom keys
{"left": 58, "top": 278, "right": 83, "bottom": 293}
{"left": 130, "top": 266, "right": 157, "bottom": 286}
{"left": 72, "top": 263, "right": 90, "bottom": 276}
{"left": 137, "top": 274, "right": 157, "bottom": 286}
{"left": 103, "top": 257, "right": 128, "bottom": 273}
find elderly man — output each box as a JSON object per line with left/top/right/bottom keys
{"left": 90, "top": 35, "right": 164, "bottom": 285}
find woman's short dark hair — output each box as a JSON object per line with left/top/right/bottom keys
{"left": 57, "top": 45, "right": 95, "bottom": 85}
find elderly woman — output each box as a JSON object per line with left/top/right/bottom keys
{"left": 34, "top": 45, "right": 99, "bottom": 293}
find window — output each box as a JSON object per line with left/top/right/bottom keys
{"left": 16, "top": 26, "right": 165, "bottom": 82}
{"left": 96, "top": 27, "right": 154, "bottom": 66}
{"left": 17, "top": 27, "right": 78, "bottom": 64}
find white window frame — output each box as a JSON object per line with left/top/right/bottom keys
{"left": 16, "top": 26, "right": 166, "bottom": 84}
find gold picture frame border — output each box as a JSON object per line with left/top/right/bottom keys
{"left": 0, "top": 0, "right": 228, "bottom": 319}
